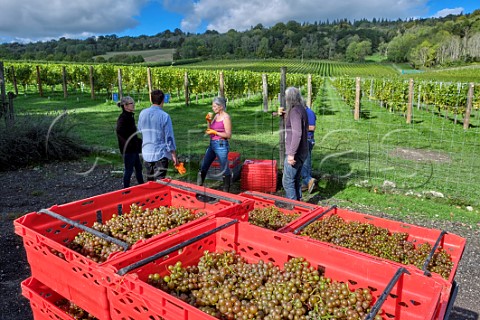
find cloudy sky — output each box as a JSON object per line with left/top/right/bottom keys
{"left": 0, "top": 0, "right": 477, "bottom": 44}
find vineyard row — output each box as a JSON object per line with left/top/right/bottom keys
{"left": 331, "top": 77, "right": 480, "bottom": 129}
{"left": 1, "top": 62, "right": 325, "bottom": 103}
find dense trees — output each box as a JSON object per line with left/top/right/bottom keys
{"left": 1, "top": 10, "right": 479, "bottom": 67}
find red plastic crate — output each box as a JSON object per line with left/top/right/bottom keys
{"left": 21, "top": 277, "right": 96, "bottom": 320}
{"left": 14, "top": 180, "right": 254, "bottom": 320}
{"left": 239, "top": 190, "right": 318, "bottom": 230}
{"left": 203, "top": 152, "right": 242, "bottom": 181}
{"left": 101, "top": 218, "right": 445, "bottom": 320}
{"left": 283, "top": 206, "right": 466, "bottom": 284}
{"left": 240, "top": 159, "right": 277, "bottom": 192}
{"left": 283, "top": 206, "right": 465, "bottom": 320}
{"left": 208, "top": 151, "right": 241, "bottom": 168}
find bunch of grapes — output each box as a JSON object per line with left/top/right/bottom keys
{"left": 300, "top": 215, "right": 453, "bottom": 279}
{"left": 147, "top": 251, "right": 379, "bottom": 320}
{"left": 55, "top": 299, "right": 97, "bottom": 319}
{"left": 68, "top": 204, "right": 206, "bottom": 262}
{"left": 248, "top": 206, "right": 300, "bottom": 230}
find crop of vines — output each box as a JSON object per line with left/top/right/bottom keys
{"left": 3, "top": 62, "right": 324, "bottom": 102}
{"left": 331, "top": 76, "right": 480, "bottom": 118}
{"left": 182, "top": 59, "right": 398, "bottom": 77}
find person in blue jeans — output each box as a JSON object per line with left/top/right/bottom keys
{"left": 282, "top": 87, "right": 308, "bottom": 201}
{"left": 116, "top": 96, "right": 144, "bottom": 188}
{"left": 197, "top": 97, "right": 232, "bottom": 192}
{"left": 301, "top": 101, "right": 317, "bottom": 193}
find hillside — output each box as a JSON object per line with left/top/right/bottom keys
{"left": 1, "top": 10, "right": 479, "bottom": 68}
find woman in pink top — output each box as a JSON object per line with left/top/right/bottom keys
{"left": 197, "top": 97, "right": 232, "bottom": 191}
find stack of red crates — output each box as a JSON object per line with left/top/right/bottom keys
{"left": 203, "top": 151, "right": 242, "bottom": 181}
{"left": 240, "top": 159, "right": 277, "bottom": 192}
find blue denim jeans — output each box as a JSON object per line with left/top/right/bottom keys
{"left": 123, "top": 153, "right": 144, "bottom": 188}
{"left": 201, "top": 140, "right": 231, "bottom": 178}
{"left": 282, "top": 156, "right": 304, "bottom": 200}
{"left": 301, "top": 138, "right": 315, "bottom": 186}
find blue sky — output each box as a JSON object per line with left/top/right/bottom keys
{"left": 0, "top": 0, "right": 478, "bottom": 44}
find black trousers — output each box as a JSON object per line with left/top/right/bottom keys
{"left": 144, "top": 157, "right": 169, "bottom": 181}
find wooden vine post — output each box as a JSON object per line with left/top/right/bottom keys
{"left": 219, "top": 72, "right": 225, "bottom": 98}
{"left": 262, "top": 73, "right": 268, "bottom": 112}
{"left": 184, "top": 72, "right": 189, "bottom": 106}
{"left": 307, "top": 74, "right": 312, "bottom": 107}
{"left": 62, "top": 66, "right": 68, "bottom": 99}
{"left": 463, "top": 83, "right": 474, "bottom": 130}
{"left": 0, "top": 61, "right": 6, "bottom": 119}
{"left": 406, "top": 78, "right": 414, "bottom": 124}
{"left": 11, "top": 66, "right": 18, "bottom": 96}
{"left": 0, "top": 61, "right": 15, "bottom": 127}
{"left": 354, "top": 77, "right": 361, "bottom": 120}
{"left": 147, "top": 67, "right": 152, "bottom": 103}
{"left": 279, "top": 67, "right": 287, "bottom": 167}
{"left": 117, "top": 68, "right": 123, "bottom": 99}
{"left": 36, "top": 65, "right": 43, "bottom": 97}
{"left": 89, "top": 66, "right": 95, "bottom": 100}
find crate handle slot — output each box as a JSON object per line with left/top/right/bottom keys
{"left": 38, "top": 209, "right": 130, "bottom": 251}
{"left": 243, "top": 191, "right": 315, "bottom": 210}
{"left": 422, "top": 230, "right": 448, "bottom": 276}
{"left": 96, "top": 210, "right": 102, "bottom": 224}
{"left": 195, "top": 193, "right": 220, "bottom": 204}
{"left": 365, "top": 267, "right": 410, "bottom": 320}
{"left": 292, "top": 205, "right": 337, "bottom": 234}
{"left": 117, "top": 219, "right": 239, "bottom": 276}
{"left": 156, "top": 180, "right": 241, "bottom": 203}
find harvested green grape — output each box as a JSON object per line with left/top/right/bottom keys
{"left": 248, "top": 206, "right": 300, "bottom": 230}
{"left": 68, "top": 204, "right": 206, "bottom": 262}
{"left": 148, "top": 251, "right": 377, "bottom": 320}
{"left": 300, "top": 215, "right": 454, "bottom": 279}
{"left": 55, "top": 299, "right": 97, "bottom": 319}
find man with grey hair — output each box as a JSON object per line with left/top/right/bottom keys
{"left": 282, "top": 87, "right": 308, "bottom": 200}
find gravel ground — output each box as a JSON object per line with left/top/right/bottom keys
{"left": 0, "top": 160, "right": 478, "bottom": 320}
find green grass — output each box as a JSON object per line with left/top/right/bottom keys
{"left": 94, "top": 49, "right": 175, "bottom": 63}
{"left": 9, "top": 79, "right": 480, "bottom": 228}
{"left": 364, "top": 54, "right": 388, "bottom": 63}
{"left": 308, "top": 79, "right": 478, "bottom": 226}
{"left": 322, "top": 186, "right": 478, "bottom": 224}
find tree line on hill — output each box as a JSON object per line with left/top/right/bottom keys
{"left": 0, "top": 10, "right": 479, "bottom": 68}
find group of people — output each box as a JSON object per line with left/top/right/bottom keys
{"left": 115, "top": 90, "right": 232, "bottom": 192}
{"left": 115, "top": 87, "right": 316, "bottom": 201}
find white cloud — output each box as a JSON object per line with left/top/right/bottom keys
{"left": 0, "top": 0, "right": 148, "bottom": 43}
{"left": 178, "top": 0, "right": 430, "bottom": 33}
{"left": 432, "top": 7, "right": 465, "bottom": 18}
{"left": 3, "top": 0, "right": 460, "bottom": 43}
